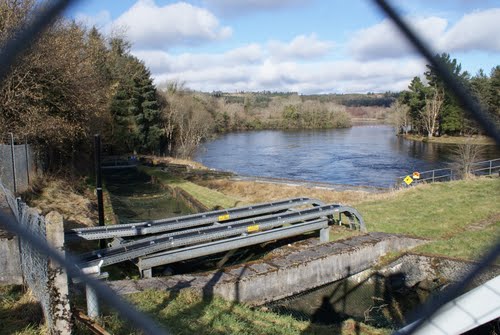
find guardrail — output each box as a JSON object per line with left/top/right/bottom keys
{"left": 396, "top": 157, "right": 499, "bottom": 187}
{"left": 470, "top": 158, "right": 500, "bottom": 176}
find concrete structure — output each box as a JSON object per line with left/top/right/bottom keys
{"left": 0, "top": 194, "right": 22, "bottom": 285}
{"left": 0, "top": 231, "right": 23, "bottom": 284}
{"left": 45, "top": 211, "right": 72, "bottom": 335}
{"left": 109, "top": 232, "right": 425, "bottom": 305}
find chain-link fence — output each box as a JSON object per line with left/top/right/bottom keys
{"left": 0, "top": 133, "right": 38, "bottom": 194}
{"left": 0, "top": 179, "right": 53, "bottom": 329}
{"left": 0, "top": 0, "right": 499, "bottom": 335}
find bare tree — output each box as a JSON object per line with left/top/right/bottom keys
{"left": 389, "top": 101, "right": 410, "bottom": 134}
{"left": 421, "top": 88, "right": 444, "bottom": 138}
{"left": 450, "top": 137, "right": 485, "bottom": 179}
{"left": 160, "top": 88, "right": 214, "bottom": 158}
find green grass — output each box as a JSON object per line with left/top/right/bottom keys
{"left": 102, "top": 289, "right": 388, "bottom": 335}
{"left": 140, "top": 166, "right": 239, "bottom": 210}
{"left": 357, "top": 178, "right": 500, "bottom": 261}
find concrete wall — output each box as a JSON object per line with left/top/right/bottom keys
{"left": 0, "top": 234, "right": 23, "bottom": 284}
{"left": 212, "top": 233, "right": 424, "bottom": 304}
{"left": 109, "top": 233, "right": 426, "bottom": 305}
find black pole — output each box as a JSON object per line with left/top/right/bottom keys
{"left": 94, "top": 134, "right": 106, "bottom": 249}
{"left": 9, "top": 132, "right": 17, "bottom": 194}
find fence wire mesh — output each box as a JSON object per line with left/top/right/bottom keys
{"left": 0, "top": 0, "right": 499, "bottom": 334}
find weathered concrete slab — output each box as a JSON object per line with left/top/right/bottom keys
{"left": 108, "top": 233, "right": 426, "bottom": 304}
{"left": 0, "top": 194, "right": 22, "bottom": 285}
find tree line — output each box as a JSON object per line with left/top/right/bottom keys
{"left": 0, "top": 1, "right": 353, "bottom": 169}
{"left": 392, "top": 53, "right": 499, "bottom": 138}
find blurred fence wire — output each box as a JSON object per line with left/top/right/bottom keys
{"left": 0, "top": 0, "right": 498, "bottom": 334}
{"left": 372, "top": 0, "right": 500, "bottom": 334}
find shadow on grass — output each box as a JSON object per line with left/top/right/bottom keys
{"left": 0, "top": 285, "right": 44, "bottom": 335}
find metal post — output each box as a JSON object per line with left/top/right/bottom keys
{"left": 24, "top": 137, "right": 30, "bottom": 186}
{"left": 489, "top": 160, "right": 492, "bottom": 176}
{"left": 86, "top": 284, "right": 99, "bottom": 319}
{"left": 432, "top": 170, "right": 435, "bottom": 183}
{"left": 94, "top": 135, "right": 106, "bottom": 249}
{"left": 9, "top": 133, "right": 16, "bottom": 193}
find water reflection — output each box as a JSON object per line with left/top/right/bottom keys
{"left": 195, "top": 126, "right": 499, "bottom": 187}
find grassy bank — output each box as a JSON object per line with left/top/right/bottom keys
{"left": 402, "top": 134, "right": 496, "bottom": 145}
{"left": 199, "top": 176, "right": 500, "bottom": 262}
{"left": 140, "top": 166, "right": 239, "bottom": 210}
{"left": 357, "top": 178, "right": 500, "bottom": 261}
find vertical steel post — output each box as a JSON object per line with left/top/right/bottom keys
{"left": 489, "top": 160, "right": 492, "bottom": 176}
{"left": 94, "top": 135, "right": 106, "bottom": 249}
{"left": 9, "top": 132, "right": 16, "bottom": 193}
{"left": 432, "top": 170, "right": 435, "bottom": 183}
{"left": 24, "top": 137, "right": 30, "bottom": 186}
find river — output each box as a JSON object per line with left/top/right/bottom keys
{"left": 194, "top": 125, "right": 499, "bottom": 187}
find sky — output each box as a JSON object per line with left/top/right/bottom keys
{"left": 68, "top": 0, "right": 500, "bottom": 94}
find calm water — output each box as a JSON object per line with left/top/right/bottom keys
{"left": 195, "top": 125, "right": 499, "bottom": 187}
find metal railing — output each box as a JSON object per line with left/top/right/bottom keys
{"left": 396, "top": 157, "right": 499, "bottom": 187}
{"left": 470, "top": 158, "right": 500, "bottom": 176}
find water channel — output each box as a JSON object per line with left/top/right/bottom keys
{"left": 195, "top": 125, "right": 499, "bottom": 187}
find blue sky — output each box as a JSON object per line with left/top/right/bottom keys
{"left": 69, "top": 0, "right": 500, "bottom": 94}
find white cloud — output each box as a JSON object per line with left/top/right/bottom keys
{"left": 133, "top": 43, "right": 263, "bottom": 73}
{"left": 142, "top": 42, "right": 426, "bottom": 93}
{"left": 348, "top": 16, "right": 448, "bottom": 60}
{"left": 348, "top": 8, "right": 500, "bottom": 60}
{"left": 268, "top": 34, "right": 333, "bottom": 60}
{"left": 440, "top": 8, "right": 500, "bottom": 52}
{"left": 112, "top": 0, "right": 231, "bottom": 49}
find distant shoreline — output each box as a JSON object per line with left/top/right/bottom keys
{"left": 400, "top": 134, "right": 496, "bottom": 145}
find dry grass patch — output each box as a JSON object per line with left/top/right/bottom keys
{"left": 197, "top": 179, "right": 384, "bottom": 206}
{"left": 0, "top": 286, "right": 46, "bottom": 335}
{"left": 140, "top": 155, "right": 209, "bottom": 170}
{"left": 25, "top": 179, "right": 97, "bottom": 229}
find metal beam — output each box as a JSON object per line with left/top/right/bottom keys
{"left": 138, "top": 219, "right": 329, "bottom": 271}
{"left": 67, "top": 197, "right": 323, "bottom": 240}
{"left": 79, "top": 203, "right": 365, "bottom": 270}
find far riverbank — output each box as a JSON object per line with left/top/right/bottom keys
{"left": 401, "top": 133, "right": 496, "bottom": 145}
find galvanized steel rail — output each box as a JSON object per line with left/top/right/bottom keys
{"left": 138, "top": 218, "right": 331, "bottom": 270}
{"left": 67, "top": 197, "right": 322, "bottom": 240}
{"left": 80, "top": 203, "right": 365, "bottom": 271}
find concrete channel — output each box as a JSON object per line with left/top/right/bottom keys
{"left": 108, "top": 232, "right": 425, "bottom": 305}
